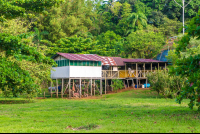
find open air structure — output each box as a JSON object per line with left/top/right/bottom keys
{"left": 50, "top": 53, "right": 168, "bottom": 98}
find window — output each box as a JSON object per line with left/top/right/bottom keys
{"left": 55, "top": 60, "right": 69, "bottom": 67}
{"left": 94, "top": 61, "right": 98, "bottom": 66}
{"left": 98, "top": 61, "right": 101, "bottom": 66}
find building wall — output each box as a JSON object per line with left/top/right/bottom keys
{"left": 69, "top": 66, "right": 101, "bottom": 78}
{"left": 51, "top": 66, "right": 69, "bottom": 79}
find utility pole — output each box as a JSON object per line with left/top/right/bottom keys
{"left": 173, "top": 0, "right": 192, "bottom": 34}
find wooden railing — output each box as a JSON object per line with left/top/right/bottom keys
{"left": 102, "top": 70, "right": 155, "bottom": 79}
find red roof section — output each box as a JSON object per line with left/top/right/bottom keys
{"left": 123, "top": 59, "right": 165, "bottom": 63}
{"left": 57, "top": 53, "right": 104, "bottom": 61}
{"left": 55, "top": 53, "right": 166, "bottom": 66}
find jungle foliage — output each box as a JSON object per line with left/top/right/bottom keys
{"left": 0, "top": 0, "right": 200, "bottom": 112}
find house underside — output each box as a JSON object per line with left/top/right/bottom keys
{"left": 50, "top": 53, "right": 167, "bottom": 98}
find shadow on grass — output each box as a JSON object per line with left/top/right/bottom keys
{"left": 0, "top": 100, "right": 34, "bottom": 104}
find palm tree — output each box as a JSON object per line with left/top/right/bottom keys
{"left": 126, "top": 12, "right": 147, "bottom": 34}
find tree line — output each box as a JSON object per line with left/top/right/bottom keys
{"left": 0, "top": 0, "right": 200, "bottom": 110}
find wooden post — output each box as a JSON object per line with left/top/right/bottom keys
{"left": 79, "top": 78, "right": 81, "bottom": 98}
{"left": 151, "top": 63, "right": 152, "bottom": 72}
{"left": 111, "top": 80, "right": 113, "bottom": 91}
{"left": 123, "top": 80, "right": 126, "bottom": 89}
{"left": 144, "top": 63, "right": 145, "bottom": 77}
{"left": 137, "top": 78, "right": 138, "bottom": 89}
{"left": 91, "top": 78, "right": 92, "bottom": 97}
{"left": 94, "top": 80, "right": 95, "bottom": 96}
{"left": 158, "top": 63, "right": 159, "bottom": 70}
{"left": 105, "top": 79, "right": 106, "bottom": 94}
{"left": 61, "top": 78, "right": 63, "bottom": 98}
{"left": 132, "top": 79, "right": 134, "bottom": 88}
{"left": 110, "top": 66, "right": 112, "bottom": 78}
{"left": 51, "top": 81, "right": 52, "bottom": 98}
{"left": 100, "top": 79, "right": 102, "bottom": 96}
{"left": 146, "top": 78, "right": 147, "bottom": 88}
{"left": 165, "top": 63, "right": 167, "bottom": 70}
{"left": 73, "top": 79, "right": 74, "bottom": 98}
{"left": 69, "top": 79, "right": 71, "bottom": 99}
{"left": 127, "top": 80, "right": 129, "bottom": 88}
{"left": 136, "top": 63, "right": 138, "bottom": 77}
{"left": 56, "top": 79, "right": 58, "bottom": 98}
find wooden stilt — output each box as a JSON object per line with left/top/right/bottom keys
{"left": 151, "top": 63, "right": 152, "bottom": 72}
{"left": 146, "top": 78, "right": 147, "bottom": 88}
{"left": 94, "top": 80, "right": 95, "bottom": 96}
{"left": 56, "top": 79, "right": 58, "bottom": 98}
{"left": 137, "top": 78, "right": 138, "bottom": 89}
{"left": 79, "top": 78, "right": 81, "bottom": 98}
{"left": 61, "top": 79, "right": 63, "bottom": 98}
{"left": 100, "top": 79, "right": 102, "bottom": 96}
{"left": 123, "top": 80, "right": 126, "bottom": 89}
{"left": 136, "top": 63, "right": 138, "bottom": 77}
{"left": 73, "top": 79, "right": 74, "bottom": 98}
{"left": 69, "top": 79, "right": 71, "bottom": 99}
{"left": 132, "top": 79, "right": 134, "bottom": 88}
{"left": 111, "top": 80, "right": 113, "bottom": 91}
{"left": 105, "top": 79, "right": 106, "bottom": 94}
{"left": 51, "top": 80, "right": 52, "bottom": 98}
{"left": 91, "top": 78, "right": 92, "bottom": 97}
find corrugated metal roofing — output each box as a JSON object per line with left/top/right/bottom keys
{"left": 112, "top": 57, "right": 125, "bottom": 66}
{"left": 123, "top": 59, "right": 166, "bottom": 63}
{"left": 57, "top": 53, "right": 104, "bottom": 61}
{"left": 54, "top": 53, "right": 166, "bottom": 66}
{"left": 101, "top": 57, "right": 117, "bottom": 66}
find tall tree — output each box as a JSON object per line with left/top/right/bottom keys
{"left": 0, "top": 0, "right": 61, "bottom": 98}
{"left": 126, "top": 12, "right": 147, "bottom": 34}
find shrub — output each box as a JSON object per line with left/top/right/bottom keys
{"left": 111, "top": 79, "right": 124, "bottom": 93}
{"left": 147, "top": 69, "right": 185, "bottom": 98}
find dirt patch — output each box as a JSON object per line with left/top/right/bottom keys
{"left": 66, "top": 124, "right": 99, "bottom": 130}
{"left": 35, "top": 97, "right": 46, "bottom": 99}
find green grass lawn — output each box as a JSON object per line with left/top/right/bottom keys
{"left": 0, "top": 89, "right": 199, "bottom": 133}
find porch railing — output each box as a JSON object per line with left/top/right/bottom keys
{"left": 102, "top": 70, "right": 155, "bottom": 79}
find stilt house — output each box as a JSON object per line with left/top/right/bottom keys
{"left": 50, "top": 53, "right": 167, "bottom": 98}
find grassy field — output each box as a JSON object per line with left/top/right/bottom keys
{"left": 0, "top": 89, "right": 199, "bottom": 133}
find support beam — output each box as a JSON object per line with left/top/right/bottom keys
{"left": 111, "top": 80, "right": 113, "bottom": 91}
{"left": 100, "top": 79, "right": 102, "bottom": 96}
{"left": 132, "top": 79, "right": 134, "bottom": 88}
{"left": 146, "top": 78, "right": 148, "bottom": 88}
{"left": 105, "top": 79, "right": 107, "bottom": 94}
{"left": 94, "top": 80, "right": 95, "bottom": 96}
{"left": 69, "top": 79, "right": 71, "bottom": 99}
{"left": 61, "top": 79, "right": 64, "bottom": 98}
{"left": 91, "top": 78, "right": 92, "bottom": 97}
{"left": 56, "top": 79, "right": 58, "bottom": 98}
{"left": 137, "top": 78, "right": 138, "bottom": 89}
{"left": 123, "top": 80, "right": 126, "bottom": 89}
{"left": 136, "top": 63, "right": 138, "bottom": 77}
{"left": 127, "top": 80, "right": 129, "bottom": 88}
{"left": 165, "top": 63, "right": 167, "bottom": 70}
{"left": 73, "top": 79, "right": 74, "bottom": 98}
{"left": 79, "top": 78, "right": 81, "bottom": 98}
{"left": 51, "top": 81, "right": 52, "bottom": 98}
{"left": 151, "top": 63, "right": 152, "bottom": 72}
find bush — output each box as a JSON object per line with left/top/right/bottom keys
{"left": 111, "top": 79, "right": 124, "bottom": 93}
{"left": 147, "top": 69, "right": 185, "bottom": 98}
